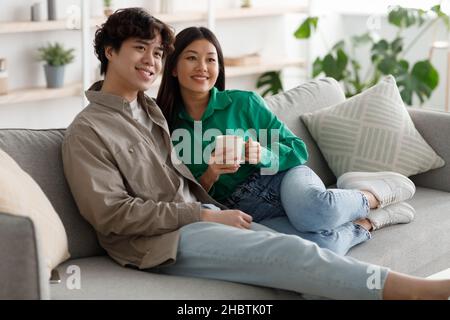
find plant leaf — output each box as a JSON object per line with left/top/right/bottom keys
{"left": 396, "top": 60, "right": 439, "bottom": 105}
{"left": 351, "top": 32, "right": 373, "bottom": 47}
{"left": 431, "top": 4, "right": 450, "bottom": 30}
{"left": 332, "top": 40, "right": 346, "bottom": 51}
{"left": 312, "top": 57, "right": 323, "bottom": 77}
{"left": 256, "top": 71, "right": 283, "bottom": 97}
{"left": 411, "top": 60, "right": 439, "bottom": 91}
{"left": 294, "top": 17, "right": 318, "bottom": 39}
{"left": 388, "top": 6, "right": 421, "bottom": 28}
{"left": 391, "top": 37, "right": 403, "bottom": 55}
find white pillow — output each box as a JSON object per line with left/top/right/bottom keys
{"left": 0, "top": 148, "right": 70, "bottom": 280}
{"left": 301, "top": 75, "right": 445, "bottom": 178}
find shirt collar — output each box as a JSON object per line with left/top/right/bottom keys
{"left": 85, "top": 80, "right": 167, "bottom": 127}
{"left": 178, "top": 87, "right": 232, "bottom": 122}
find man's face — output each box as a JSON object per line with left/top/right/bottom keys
{"left": 105, "top": 34, "right": 163, "bottom": 96}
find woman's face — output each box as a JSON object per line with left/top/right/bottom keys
{"left": 173, "top": 39, "right": 219, "bottom": 96}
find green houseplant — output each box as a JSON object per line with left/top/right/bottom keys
{"left": 257, "top": 4, "right": 450, "bottom": 106}
{"left": 38, "top": 42, "right": 75, "bottom": 88}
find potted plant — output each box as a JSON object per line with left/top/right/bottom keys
{"left": 103, "top": 0, "right": 113, "bottom": 17}
{"left": 38, "top": 42, "right": 75, "bottom": 88}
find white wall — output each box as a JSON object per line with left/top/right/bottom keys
{"left": 0, "top": 0, "right": 307, "bottom": 129}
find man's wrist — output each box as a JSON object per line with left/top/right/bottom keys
{"left": 200, "top": 209, "right": 214, "bottom": 221}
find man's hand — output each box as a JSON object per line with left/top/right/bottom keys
{"left": 245, "top": 137, "right": 261, "bottom": 164}
{"left": 201, "top": 209, "right": 253, "bottom": 229}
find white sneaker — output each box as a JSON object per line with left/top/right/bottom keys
{"left": 337, "top": 171, "right": 416, "bottom": 208}
{"left": 367, "top": 202, "right": 415, "bottom": 231}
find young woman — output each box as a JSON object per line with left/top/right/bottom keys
{"left": 156, "top": 27, "right": 416, "bottom": 255}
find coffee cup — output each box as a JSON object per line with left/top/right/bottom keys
{"left": 214, "top": 135, "right": 244, "bottom": 164}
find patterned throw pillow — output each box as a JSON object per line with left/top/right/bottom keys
{"left": 300, "top": 75, "right": 445, "bottom": 178}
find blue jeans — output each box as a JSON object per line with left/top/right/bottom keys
{"left": 222, "top": 165, "right": 371, "bottom": 255}
{"left": 151, "top": 219, "right": 389, "bottom": 300}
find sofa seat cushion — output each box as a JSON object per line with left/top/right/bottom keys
{"left": 348, "top": 187, "right": 450, "bottom": 277}
{"left": 51, "top": 256, "right": 303, "bottom": 300}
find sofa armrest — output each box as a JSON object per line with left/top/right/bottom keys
{"left": 408, "top": 108, "right": 450, "bottom": 192}
{"left": 0, "top": 213, "right": 49, "bottom": 299}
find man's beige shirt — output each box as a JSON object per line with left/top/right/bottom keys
{"left": 62, "top": 82, "right": 224, "bottom": 269}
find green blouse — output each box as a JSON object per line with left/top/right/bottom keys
{"left": 171, "top": 87, "right": 309, "bottom": 201}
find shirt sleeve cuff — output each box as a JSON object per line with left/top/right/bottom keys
{"left": 176, "top": 202, "right": 202, "bottom": 226}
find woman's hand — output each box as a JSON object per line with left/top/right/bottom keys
{"left": 198, "top": 151, "right": 240, "bottom": 191}
{"left": 201, "top": 209, "right": 253, "bottom": 229}
{"left": 245, "top": 137, "right": 261, "bottom": 164}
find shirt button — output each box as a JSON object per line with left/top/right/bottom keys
{"left": 129, "top": 148, "right": 134, "bottom": 153}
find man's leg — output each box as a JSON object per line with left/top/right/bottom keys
{"left": 153, "top": 221, "right": 388, "bottom": 300}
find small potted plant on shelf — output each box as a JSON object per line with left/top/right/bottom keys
{"left": 38, "top": 42, "right": 75, "bottom": 89}
{"left": 103, "top": 0, "right": 114, "bottom": 17}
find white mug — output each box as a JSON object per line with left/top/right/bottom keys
{"left": 214, "top": 135, "right": 244, "bottom": 164}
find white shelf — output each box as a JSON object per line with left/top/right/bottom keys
{"left": 0, "top": 83, "right": 82, "bottom": 105}
{"left": 216, "top": 6, "right": 308, "bottom": 20}
{"left": 0, "top": 19, "right": 78, "bottom": 34}
{"left": 92, "top": 6, "right": 308, "bottom": 26}
{"left": 91, "top": 11, "right": 206, "bottom": 28}
{"left": 226, "top": 58, "right": 305, "bottom": 77}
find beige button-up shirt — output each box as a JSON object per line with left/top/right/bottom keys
{"left": 62, "top": 82, "right": 224, "bottom": 269}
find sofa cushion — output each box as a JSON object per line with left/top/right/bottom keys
{"left": 265, "top": 77, "right": 345, "bottom": 186}
{"left": 300, "top": 76, "right": 445, "bottom": 178}
{"left": 51, "top": 256, "right": 303, "bottom": 300}
{"left": 0, "top": 148, "right": 70, "bottom": 279}
{"left": 348, "top": 186, "right": 450, "bottom": 277}
{"left": 0, "top": 129, "right": 104, "bottom": 259}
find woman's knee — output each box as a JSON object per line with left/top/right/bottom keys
{"left": 283, "top": 189, "right": 342, "bottom": 232}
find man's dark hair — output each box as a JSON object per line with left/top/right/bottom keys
{"left": 94, "top": 7, "right": 175, "bottom": 75}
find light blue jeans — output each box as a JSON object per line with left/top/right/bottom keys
{"left": 152, "top": 218, "right": 389, "bottom": 300}
{"left": 222, "top": 165, "right": 371, "bottom": 255}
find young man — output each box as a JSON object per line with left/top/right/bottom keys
{"left": 62, "top": 8, "right": 450, "bottom": 300}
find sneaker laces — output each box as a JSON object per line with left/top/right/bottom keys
{"left": 381, "top": 193, "right": 397, "bottom": 207}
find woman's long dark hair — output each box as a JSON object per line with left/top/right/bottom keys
{"left": 156, "top": 27, "right": 225, "bottom": 131}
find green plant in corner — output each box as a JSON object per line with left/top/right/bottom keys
{"left": 257, "top": 4, "right": 450, "bottom": 105}
{"left": 38, "top": 42, "right": 75, "bottom": 67}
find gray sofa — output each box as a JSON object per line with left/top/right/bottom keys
{"left": 1, "top": 78, "right": 449, "bottom": 299}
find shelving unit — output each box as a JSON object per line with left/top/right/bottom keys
{"left": 0, "top": 83, "right": 82, "bottom": 106}
{"left": 0, "top": 1, "right": 309, "bottom": 107}
{"left": 0, "top": 19, "right": 77, "bottom": 34}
